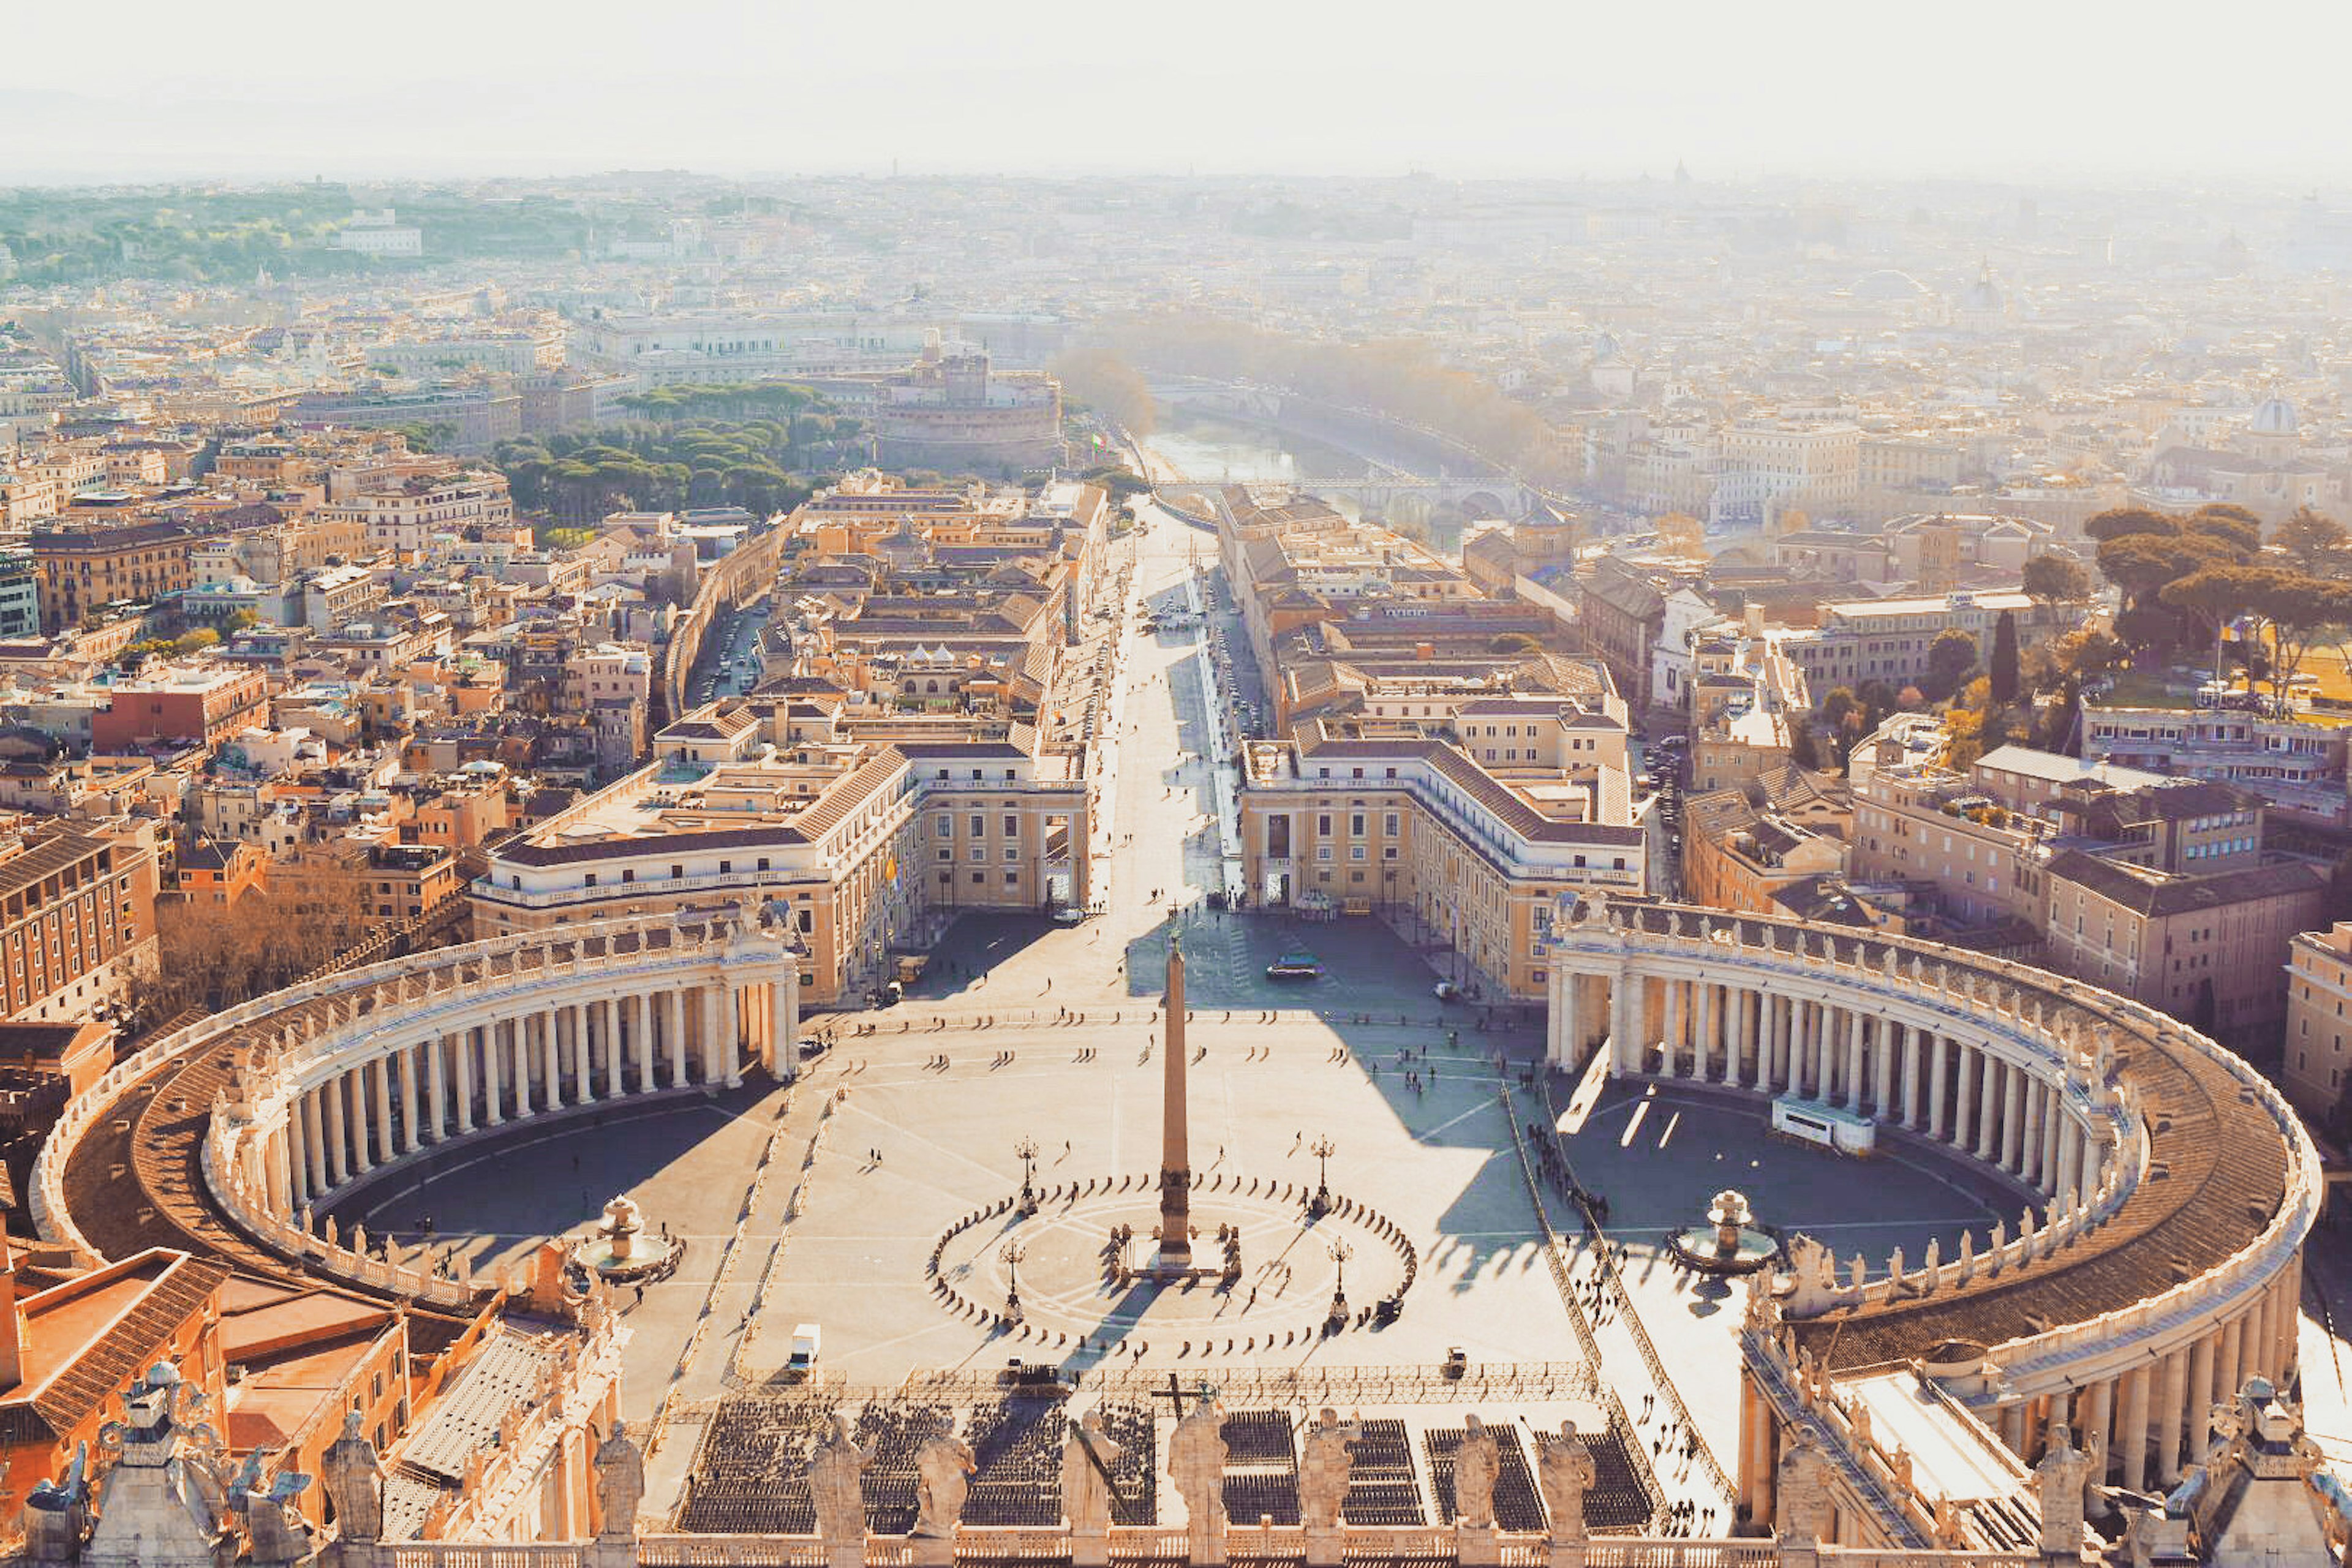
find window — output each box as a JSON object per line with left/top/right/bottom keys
{"left": 1004, "top": 815, "right": 1019, "bottom": 837}
{"left": 970, "top": 815, "right": 986, "bottom": 837}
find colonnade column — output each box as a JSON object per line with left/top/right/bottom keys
{"left": 1903, "top": 1027, "right": 1923, "bottom": 1128}
{"left": 2119, "top": 1364, "right": 2152, "bottom": 1491}
{"left": 2002, "top": 1061, "right": 2027, "bottom": 1174}
{"left": 484, "top": 1021, "right": 504, "bottom": 1126}
{"left": 1661, "top": 981, "right": 1685, "bottom": 1079}
{"left": 455, "top": 1028, "right": 476, "bottom": 1134}
{"left": 1928, "top": 1033, "right": 1950, "bottom": 1140}
{"left": 1974, "top": 1051, "right": 2001, "bottom": 1161}
{"left": 399, "top": 1046, "right": 420, "bottom": 1155}
{"left": 2189, "top": 1335, "right": 2217, "bottom": 1459}
{"left": 722, "top": 983, "right": 742, "bottom": 1088}
{"left": 540, "top": 1009, "right": 562, "bottom": 1110}
{"left": 426, "top": 1036, "right": 447, "bottom": 1144}
{"left": 1875, "top": 1022, "right": 1897, "bottom": 1120}
{"left": 2020, "top": 1081, "right": 2044, "bottom": 1187}
{"left": 574, "top": 1005, "right": 595, "bottom": 1104}
{"left": 372, "top": 1058, "right": 394, "bottom": 1166}
{"left": 325, "top": 1072, "right": 349, "bottom": 1186}
{"left": 303, "top": 1090, "right": 328, "bottom": 1199}
{"left": 666, "top": 989, "right": 687, "bottom": 1087}
{"left": 513, "top": 1017, "right": 533, "bottom": 1118}
{"left": 605, "top": 1000, "right": 626, "bottom": 1099}
{"left": 1554, "top": 971, "right": 1581, "bottom": 1069}
{"left": 1845, "top": 1008, "right": 1865, "bottom": 1110}
{"left": 2157, "top": 1350, "right": 2189, "bottom": 1486}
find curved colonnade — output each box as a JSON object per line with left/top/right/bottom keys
{"left": 34, "top": 912, "right": 801, "bottom": 1305}
{"left": 1545, "top": 898, "right": 2319, "bottom": 1506}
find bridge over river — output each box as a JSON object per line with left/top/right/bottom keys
{"left": 1144, "top": 376, "right": 1564, "bottom": 522}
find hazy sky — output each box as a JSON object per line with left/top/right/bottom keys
{"left": 7, "top": 0, "right": 2351, "bottom": 185}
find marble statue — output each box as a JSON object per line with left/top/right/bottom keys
{"left": 322, "top": 1407, "right": 385, "bottom": 1544}
{"left": 1169, "top": 1394, "right": 1229, "bottom": 1556}
{"left": 913, "top": 1414, "right": 978, "bottom": 1540}
{"left": 24, "top": 1444, "right": 89, "bottom": 1564}
{"left": 1298, "top": 1407, "right": 1363, "bottom": 1533}
{"left": 595, "top": 1420, "right": 646, "bottom": 1539}
{"left": 810, "top": 1411, "right": 876, "bottom": 1551}
{"left": 1061, "top": 1408, "right": 1126, "bottom": 1539}
{"left": 1453, "top": 1414, "right": 1501, "bottom": 1529}
{"left": 2035, "top": 1422, "right": 2089, "bottom": 1555}
{"left": 1776, "top": 1434, "right": 1833, "bottom": 1545}
{"left": 1537, "top": 1422, "right": 1595, "bottom": 1547}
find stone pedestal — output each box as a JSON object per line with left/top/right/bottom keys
{"left": 1305, "top": 1525, "right": 1344, "bottom": 1567}
{"left": 1071, "top": 1528, "right": 1110, "bottom": 1567}
{"left": 826, "top": 1544, "right": 865, "bottom": 1568}
{"left": 1188, "top": 1525, "right": 1228, "bottom": 1568}
{"left": 1456, "top": 1521, "right": 1501, "bottom": 1567}
{"left": 1548, "top": 1544, "right": 1589, "bottom": 1568}
{"left": 910, "top": 1530, "right": 956, "bottom": 1567}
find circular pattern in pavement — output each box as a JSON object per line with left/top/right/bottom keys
{"left": 927, "top": 1172, "right": 1420, "bottom": 1357}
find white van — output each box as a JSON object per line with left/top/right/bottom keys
{"left": 788, "top": 1323, "right": 821, "bottom": 1376}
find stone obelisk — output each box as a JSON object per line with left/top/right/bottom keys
{"left": 1158, "top": 938, "right": 1193, "bottom": 1272}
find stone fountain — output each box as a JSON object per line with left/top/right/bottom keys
{"left": 571, "top": 1195, "right": 682, "bottom": 1285}
{"left": 1667, "top": 1188, "right": 1780, "bottom": 1275}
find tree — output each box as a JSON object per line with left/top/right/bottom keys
{"left": 2180, "top": 505, "right": 2263, "bottom": 559}
{"left": 2250, "top": 572, "right": 2352, "bottom": 700}
{"left": 1654, "top": 513, "right": 1705, "bottom": 556}
{"left": 1819, "top": 687, "right": 1858, "bottom": 731}
{"left": 1989, "top": 611, "right": 2020, "bottom": 706}
{"left": 2162, "top": 566, "right": 2269, "bottom": 686}
{"left": 2083, "top": 507, "right": 2175, "bottom": 543}
{"left": 1049, "top": 347, "right": 1158, "bottom": 437}
{"left": 2273, "top": 507, "right": 2352, "bottom": 579}
{"left": 2021, "top": 552, "right": 2094, "bottom": 605}
{"left": 1487, "top": 632, "right": 1543, "bottom": 656}
{"left": 1924, "top": 628, "right": 1978, "bottom": 700}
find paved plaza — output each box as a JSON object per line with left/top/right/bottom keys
{"left": 314, "top": 508, "right": 2352, "bottom": 1523}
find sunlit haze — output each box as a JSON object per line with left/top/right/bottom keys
{"left": 7, "top": 0, "right": 2352, "bottom": 182}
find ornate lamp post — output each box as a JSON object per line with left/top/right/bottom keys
{"left": 1308, "top": 1134, "right": 1336, "bottom": 1218}
{"left": 1001, "top": 1237, "right": 1027, "bottom": 1321}
{"left": 1015, "top": 1136, "right": 1039, "bottom": 1210}
{"left": 1328, "top": 1238, "right": 1354, "bottom": 1322}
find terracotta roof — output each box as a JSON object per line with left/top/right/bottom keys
{"left": 2045, "top": 850, "right": 2324, "bottom": 919}
{"left": 26, "top": 1253, "right": 233, "bottom": 1443}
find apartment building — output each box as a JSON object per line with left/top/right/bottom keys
{"left": 2284, "top": 922, "right": 2352, "bottom": 1118}
{"left": 1681, "top": 767, "right": 1852, "bottom": 915}
{"left": 0, "top": 826, "right": 160, "bottom": 1021}
{"left": 1780, "top": 589, "right": 2070, "bottom": 693}
{"left": 2081, "top": 698, "right": 2350, "bottom": 829}
{"left": 31, "top": 518, "right": 213, "bottom": 630}
{"left": 1714, "top": 421, "right": 1861, "bottom": 524}
{"left": 471, "top": 704, "right": 1088, "bottom": 1007}
{"left": 1237, "top": 725, "right": 1645, "bottom": 1002}
{"left": 2040, "top": 849, "right": 2322, "bottom": 1042}
{"left": 89, "top": 665, "right": 270, "bottom": 755}
{"left": 326, "top": 471, "right": 515, "bottom": 557}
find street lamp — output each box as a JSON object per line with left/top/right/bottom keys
{"left": 1328, "top": 1238, "right": 1354, "bottom": 1319}
{"left": 1001, "top": 1238, "right": 1027, "bottom": 1319}
{"left": 1308, "top": 1135, "right": 1336, "bottom": 1217}
{"left": 1015, "top": 1136, "right": 1039, "bottom": 1209}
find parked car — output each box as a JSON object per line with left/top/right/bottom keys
{"left": 1266, "top": 949, "right": 1324, "bottom": 981}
